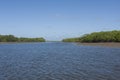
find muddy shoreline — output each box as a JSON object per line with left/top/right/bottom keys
{"left": 77, "top": 42, "right": 120, "bottom": 47}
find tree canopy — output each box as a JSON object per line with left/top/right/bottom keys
{"left": 62, "top": 30, "right": 120, "bottom": 42}
{"left": 0, "top": 35, "right": 45, "bottom": 42}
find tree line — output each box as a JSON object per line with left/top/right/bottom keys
{"left": 62, "top": 30, "right": 120, "bottom": 42}
{"left": 0, "top": 35, "right": 45, "bottom": 42}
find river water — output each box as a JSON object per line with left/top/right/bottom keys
{"left": 0, "top": 42, "right": 120, "bottom": 80}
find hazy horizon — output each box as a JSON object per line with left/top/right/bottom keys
{"left": 0, "top": 0, "right": 120, "bottom": 41}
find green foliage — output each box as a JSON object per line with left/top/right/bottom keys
{"left": 62, "top": 37, "right": 80, "bottom": 42}
{"left": 62, "top": 30, "right": 120, "bottom": 42}
{"left": 18, "top": 37, "right": 45, "bottom": 42}
{"left": 0, "top": 35, "right": 18, "bottom": 42}
{"left": 0, "top": 35, "right": 45, "bottom": 42}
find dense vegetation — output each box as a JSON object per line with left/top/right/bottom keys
{"left": 0, "top": 35, "right": 45, "bottom": 42}
{"left": 62, "top": 37, "right": 80, "bottom": 42}
{"left": 62, "top": 30, "right": 120, "bottom": 42}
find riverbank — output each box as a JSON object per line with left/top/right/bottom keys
{"left": 77, "top": 42, "right": 120, "bottom": 47}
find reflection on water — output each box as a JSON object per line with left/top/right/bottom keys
{"left": 0, "top": 42, "right": 120, "bottom": 80}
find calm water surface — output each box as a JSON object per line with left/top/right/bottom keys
{"left": 0, "top": 42, "right": 120, "bottom": 80}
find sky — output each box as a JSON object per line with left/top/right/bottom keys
{"left": 0, "top": 0, "right": 120, "bottom": 41}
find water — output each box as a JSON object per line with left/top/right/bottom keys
{"left": 0, "top": 42, "right": 120, "bottom": 80}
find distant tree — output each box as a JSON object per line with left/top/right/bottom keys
{"left": 0, "top": 34, "right": 45, "bottom": 42}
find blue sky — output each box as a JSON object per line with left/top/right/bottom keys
{"left": 0, "top": 0, "right": 120, "bottom": 41}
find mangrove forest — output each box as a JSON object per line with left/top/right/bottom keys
{"left": 0, "top": 35, "right": 45, "bottom": 42}
{"left": 62, "top": 30, "right": 120, "bottom": 42}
